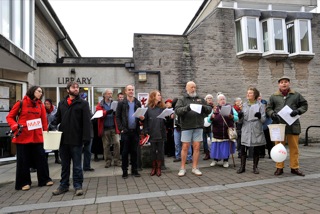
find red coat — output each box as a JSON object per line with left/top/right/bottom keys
{"left": 96, "top": 101, "right": 120, "bottom": 137}
{"left": 6, "top": 96, "right": 48, "bottom": 144}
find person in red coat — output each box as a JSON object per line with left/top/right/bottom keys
{"left": 6, "top": 86, "right": 53, "bottom": 191}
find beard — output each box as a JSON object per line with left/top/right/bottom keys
{"left": 68, "top": 90, "right": 79, "bottom": 97}
{"left": 188, "top": 92, "right": 197, "bottom": 97}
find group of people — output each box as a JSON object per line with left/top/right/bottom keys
{"left": 6, "top": 75, "right": 308, "bottom": 196}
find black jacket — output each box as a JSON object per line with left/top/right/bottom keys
{"left": 116, "top": 97, "right": 142, "bottom": 134}
{"left": 51, "top": 95, "right": 91, "bottom": 146}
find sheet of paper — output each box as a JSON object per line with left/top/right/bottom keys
{"left": 248, "top": 104, "right": 260, "bottom": 121}
{"left": 220, "top": 105, "right": 231, "bottom": 116}
{"left": 26, "top": 118, "right": 42, "bottom": 130}
{"left": 91, "top": 110, "right": 103, "bottom": 120}
{"left": 269, "top": 126, "right": 282, "bottom": 141}
{"left": 157, "top": 108, "right": 174, "bottom": 119}
{"left": 111, "top": 101, "right": 118, "bottom": 111}
{"left": 278, "top": 105, "right": 300, "bottom": 125}
{"left": 190, "top": 104, "right": 202, "bottom": 114}
{"left": 133, "top": 107, "right": 148, "bottom": 118}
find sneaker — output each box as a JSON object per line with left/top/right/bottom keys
{"left": 223, "top": 161, "right": 229, "bottom": 168}
{"left": 74, "top": 189, "right": 83, "bottom": 196}
{"left": 192, "top": 168, "right": 202, "bottom": 176}
{"left": 114, "top": 160, "right": 122, "bottom": 167}
{"left": 178, "top": 169, "right": 186, "bottom": 177}
{"left": 22, "top": 185, "right": 31, "bottom": 191}
{"left": 210, "top": 160, "right": 217, "bottom": 167}
{"left": 52, "top": 187, "right": 69, "bottom": 196}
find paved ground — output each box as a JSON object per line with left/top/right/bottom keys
{"left": 0, "top": 143, "right": 320, "bottom": 214}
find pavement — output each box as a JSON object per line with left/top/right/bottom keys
{"left": 1, "top": 143, "right": 320, "bottom": 214}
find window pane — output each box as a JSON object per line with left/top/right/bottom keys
{"left": 247, "top": 18, "right": 257, "bottom": 50}
{"left": 13, "top": 0, "right": 22, "bottom": 48}
{"left": 286, "top": 22, "right": 295, "bottom": 54}
{"left": 262, "top": 21, "right": 269, "bottom": 52}
{"left": 1, "top": 0, "right": 10, "bottom": 38}
{"left": 300, "top": 20, "right": 309, "bottom": 51}
{"left": 274, "top": 19, "right": 283, "bottom": 50}
{"left": 235, "top": 20, "right": 243, "bottom": 52}
{"left": 42, "top": 88, "right": 57, "bottom": 106}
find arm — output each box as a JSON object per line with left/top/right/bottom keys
{"left": 232, "top": 108, "right": 239, "bottom": 122}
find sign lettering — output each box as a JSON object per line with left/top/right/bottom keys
{"left": 58, "top": 77, "right": 92, "bottom": 85}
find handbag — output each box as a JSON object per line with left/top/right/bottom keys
{"left": 221, "top": 114, "right": 237, "bottom": 140}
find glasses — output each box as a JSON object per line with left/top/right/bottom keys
{"left": 36, "top": 90, "right": 43, "bottom": 93}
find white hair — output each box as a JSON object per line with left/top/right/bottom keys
{"left": 217, "top": 93, "right": 226, "bottom": 102}
{"left": 205, "top": 94, "right": 213, "bottom": 100}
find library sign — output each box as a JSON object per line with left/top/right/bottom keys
{"left": 58, "top": 77, "right": 92, "bottom": 85}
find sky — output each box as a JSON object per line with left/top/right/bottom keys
{"left": 49, "top": 0, "right": 203, "bottom": 57}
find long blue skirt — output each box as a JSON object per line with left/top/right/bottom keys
{"left": 210, "top": 140, "right": 236, "bottom": 160}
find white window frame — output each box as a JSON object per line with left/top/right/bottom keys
{"left": 260, "top": 18, "right": 288, "bottom": 56}
{"left": 235, "top": 16, "right": 262, "bottom": 56}
{"left": 287, "top": 19, "right": 313, "bottom": 57}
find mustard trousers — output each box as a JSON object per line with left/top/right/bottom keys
{"left": 275, "top": 134, "right": 300, "bottom": 169}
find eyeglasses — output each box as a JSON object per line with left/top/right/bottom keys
{"left": 36, "top": 90, "right": 43, "bottom": 93}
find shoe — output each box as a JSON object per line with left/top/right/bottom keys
{"left": 192, "top": 168, "right": 202, "bottom": 176}
{"left": 210, "top": 160, "right": 217, "bottom": 167}
{"left": 122, "top": 171, "right": 128, "bottom": 179}
{"left": 105, "top": 160, "right": 111, "bottom": 168}
{"left": 274, "top": 168, "right": 284, "bottom": 176}
{"left": 55, "top": 159, "right": 61, "bottom": 164}
{"left": 186, "top": 160, "right": 192, "bottom": 164}
{"left": 223, "top": 162, "right": 229, "bottom": 168}
{"left": 46, "top": 181, "right": 54, "bottom": 186}
{"left": 30, "top": 168, "right": 37, "bottom": 173}
{"left": 114, "top": 160, "right": 122, "bottom": 167}
{"left": 22, "top": 185, "right": 30, "bottom": 191}
{"left": 178, "top": 169, "right": 186, "bottom": 177}
{"left": 132, "top": 171, "right": 141, "bottom": 177}
{"left": 74, "top": 189, "right": 83, "bottom": 196}
{"left": 84, "top": 168, "right": 95, "bottom": 172}
{"left": 52, "top": 187, "right": 69, "bottom": 195}
{"left": 291, "top": 168, "right": 305, "bottom": 176}
{"left": 173, "top": 158, "right": 181, "bottom": 162}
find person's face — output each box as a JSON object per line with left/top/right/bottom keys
{"left": 118, "top": 94, "right": 124, "bottom": 101}
{"left": 206, "top": 97, "right": 213, "bottom": 105}
{"left": 34, "top": 88, "right": 43, "bottom": 100}
{"left": 104, "top": 91, "right": 113, "bottom": 100}
{"left": 186, "top": 82, "right": 196, "bottom": 96}
{"left": 125, "top": 85, "right": 134, "bottom": 98}
{"left": 44, "top": 101, "right": 51, "bottom": 110}
{"left": 246, "top": 90, "right": 255, "bottom": 101}
{"left": 165, "top": 102, "right": 172, "bottom": 108}
{"left": 67, "top": 84, "right": 79, "bottom": 97}
{"left": 155, "top": 92, "right": 162, "bottom": 103}
{"left": 218, "top": 96, "right": 226, "bottom": 106}
{"left": 235, "top": 100, "right": 242, "bottom": 107}
{"left": 278, "top": 79, "right": 290, "bottom": 91}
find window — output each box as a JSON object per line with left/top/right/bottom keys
{"left": 235, "top": 20, "right": 243, "bottom": 52}
{"left": 274, "top": 19, "right": 284, "bottom": 51}
{"left": 262, "top": 21, "right": 269, "bottom": 52}
{"left": 286, "top": 19, "right": 313, "bottom": 57}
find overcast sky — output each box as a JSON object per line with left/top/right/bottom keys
{"left": 49, "top": 0, "right": 203, "bottom": 57}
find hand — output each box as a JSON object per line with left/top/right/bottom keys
{"left": 238, "top": 112, "right": 243, "bottom": 119}
{"left": 10, "top": 123, "right": 18, "bottom": 132}
{"left": 290, "top": 110, "right": 300, "bottom": 117}
{"left": 271, "top": 112, "right": 280, "bottom": 123}
{"left": 254, "top": 112, "right": 261, "bottom": 119}
{"left": 228, "top": 114, "right": 234, "bottom": 119}
{"left": 106, "top": 109, "right": 113, "bottom": 114}
{"left": 187, "top": 104, "right": 191, "bottom": 111}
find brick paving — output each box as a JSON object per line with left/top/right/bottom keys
{"left": 0, "top": 143, "right": 320, "bottom": 213}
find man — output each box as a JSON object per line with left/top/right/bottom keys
{"left": 44, "top": 98, "right": 61, "bottom": 164}
{"left": 203, "top": 94, "right": 214, "bottom": 160}
{"left": 266, "top": 76, "right": 308, "bottom": 176}
{"left": 117, "top": 92, "right": 124, "bottom": 101}
{"left": 116, "top": 85, "right": 144, "bottom": 179}
{"left": 96, "top": 89, "right": 121, "bottom": 168}
{"left": 117, "top": 92, "right": 125, "bottom": 156}
{"left": 51, "top": 81, "right": 91, "bottom": 196}
{"left": 175, "top": 81, "right": 212, "bottom": 176}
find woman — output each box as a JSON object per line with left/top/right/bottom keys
{"left": 237, "top": 87, "right": 266, "bottom": 174}
{"left": 208, "top": 94, "right": 238, "bottom": 168}
{"left": 6, "top": 86, "right": 53, "bottom": 190}
{"left": 143, "top": 90, "right": 167, "bottom": 176}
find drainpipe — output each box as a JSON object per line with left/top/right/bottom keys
{"left": 56, "top": 35, "right": 68, "bottom": 63}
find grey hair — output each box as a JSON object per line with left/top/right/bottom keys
{"left": 217, "top": 93, "right": 226, "bottom": 101}
{"left": 234, "top": 97, "right": 242, "bottom": 102}
{"left": 102, "top": 88, "right": 112, "bottom": 97}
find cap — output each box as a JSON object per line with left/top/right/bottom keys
{"left": 278, "top": 76, "right": 290, "bottom": 83}
{"left": 165, "top": 99, "right": 172, "bottom": 104}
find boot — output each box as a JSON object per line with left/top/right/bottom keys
{"left": 150, "top": 160, "right": 157, "bottom": 176}
{"left": 203, "top": 150, "right": 210, "bottom": 160}
{"left": 237, "top": 154, "right": 246, "bottom": 174}
{"left": 54, "top": 151, "right": 61, "bottom": 164}
{"left": 253, "top": 156, "right": 259, "bottom": 174}
{"left": 156, "top": 160, "right": 162, "bottom": 177}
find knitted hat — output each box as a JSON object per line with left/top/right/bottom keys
{"left": 45, "top": 98, "right": 53, "bottom": 105}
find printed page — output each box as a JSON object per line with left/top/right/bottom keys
{"left": 190, "top": 104, "right": 202, "bottom": 114}
{"left": 133, "top": 107, "right": 148, "bottom": 118}
{"left": 220, "top": 105, "right": 231, "bottom": 116}
{"left": 91, "top": 110, "right": 103, "bottom": 120}
{"left": 111, "top": 101, "right": 118, "bottom": 111}
{"left": 278, "top": 105, "right": 300, "bottom": 126}
{"left": 157, "top": 108, "right": 174, "bottom": 119}
{"left": 248, "top": 104, "right": 260, "bottom": 121}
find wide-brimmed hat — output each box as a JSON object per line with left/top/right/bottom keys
{"left": 278, "top": 76, "right": 290, "bottom": 83}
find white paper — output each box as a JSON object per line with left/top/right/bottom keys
{"left": 91, "top": 110, "right": 103, "bottom": 120}
{"left": 269, "top": 127, "right": 282, "bottom": 141}
{"left": 190, "top": 104, "right": 202, "bottom": 114}
{"left": 220, "top": 105, "right": 231, "bottom": 116}
{"left": 26, "top": 118, "right": 42, "bottom": 130}
{"left": 278, "top": 105, "right": 300, "bottom": 126}
{"left": 133, "top": 107, "right": 148, "bottom": 118}
{"left": 111, "top": 101, "right": 118, "bottom": 111}
{"left": 248, "top": 104, "right": 260, "bottom": 121}
{"left": 157, "top": 108, "right": 174, "bottom": 119}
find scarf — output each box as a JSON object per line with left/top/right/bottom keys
{"left": 280, "top": 88, "right": 290, "bottom": 96}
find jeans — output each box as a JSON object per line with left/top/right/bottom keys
{"left": 121, "top": 130, "right": 139, "bottom": 172}
{"left": 83, "top": 139, "right": 92, "bottom": 170}
{"left": 174, "top": 128, "right": 192, "bottom": 160}
{"left": 59, "top": 144, "right": 83, "bottom": 189}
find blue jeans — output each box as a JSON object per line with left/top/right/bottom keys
{"left": 83, "top": 139, "right": 92, "bottom": 170}
{"left": 174, "top": 128, "right": 192, "bottom": 160}
{"left": 59, "top": 144, "right": 83, "bottom": 190}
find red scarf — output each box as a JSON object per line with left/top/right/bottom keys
{"left": 46, "top": 105, "right": 54, "bottom": 114}
{"left": 67, "top": 97, "right": 73, "bottom": 106}
{"left": 280, "top": 88, "right": 290, "bottom": 96}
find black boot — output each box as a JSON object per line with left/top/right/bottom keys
{"left": 237, "top": 154, "right": 246, "bottom": 174}
{"left": 253, "top": 155, "right": 259, "bottom": 174}
{"left": 54, "top": 151, "right": 61, "bottom": 164}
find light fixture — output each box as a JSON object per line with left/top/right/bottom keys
{"left": 138, "top": 72, "right": 147, "bottom": 82}
{"left": 70, "top": 68, "right": 76, "bottom": 74}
